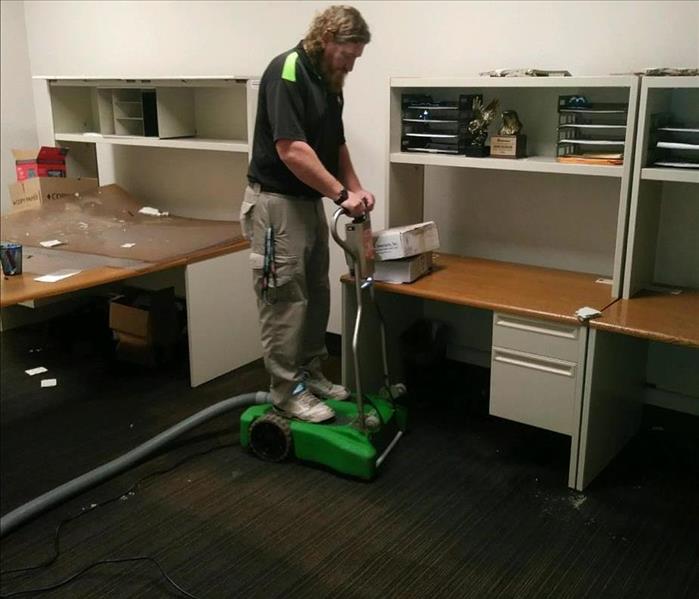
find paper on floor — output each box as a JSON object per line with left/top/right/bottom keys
{"left": 41, "top": 379, "right": 57, "bottom": 388}
{"left": 25, "top": 366, "right": 48, "bottom": 376}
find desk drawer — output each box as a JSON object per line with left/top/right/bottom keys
{"left": 490, "top": 346, "right": 577, "bottom": 435}
{"left": 493, "top": 312, "right": 581, "bottom": 362}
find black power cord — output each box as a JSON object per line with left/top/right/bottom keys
{"left": 1, "top": 440, "right": 236, "bottom": 598}
{"left": 0, "top": 557, "right": 199, "bottom": 599}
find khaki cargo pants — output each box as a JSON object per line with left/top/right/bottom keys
{"left": 240, "top": 184, "right": 330, "bottom": 404}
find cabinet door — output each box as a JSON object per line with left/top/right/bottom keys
{"left": 156, "top": 88, "right": 195, "bottom": 138}
{"left": 490, "top": 346, "right": 578, "bottom": 435}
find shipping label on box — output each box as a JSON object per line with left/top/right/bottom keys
{"left": 373, "top": 221, "right": 440, "bottom": 261}
{"left": 8, "top": 177, "right": 99, "bottom": 212}
{"left": 12, "top": 147, "right": 68, "bottom": 181}
{"left": 374, "top": 252, "right": 433, "bottom": 284}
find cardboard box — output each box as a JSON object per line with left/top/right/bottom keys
{"left": 374, "top": 251, "right": 433, "bottom": 284}
{"left": 373, "top": 221, "right": 440, "bottom": 261}
{"left": 8, "top": 177, "right": 99, "bottom": 213}
{"left": 109, "top": 287, "right": 179, "bottom": 366}
{"left": 13, "top": 147, "right": 68, "bottom": 181}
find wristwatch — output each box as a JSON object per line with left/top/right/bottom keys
{"left": 334, "top": 187, "right": 348, "bottom": 205}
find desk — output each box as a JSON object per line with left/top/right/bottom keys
{"left": 342, "top": 253, "right": 615, "bottom": 488}
{"left": 578, "top": 290, "right": 699, "bottom": 488}
{"left": 343, "top": 257, "right": 698, "bottom": 489}
{"left": 351, "top": 253, "right": 615, "bottom": 324}
{"left": 1, "top": 185, "right": 260, "bottom": 386}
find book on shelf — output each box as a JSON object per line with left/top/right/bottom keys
{"left": 652, "top": 160, "right": 699, "bottom": 169}
{"left": 557, "top": 153, "right": 623, "bottom": 166}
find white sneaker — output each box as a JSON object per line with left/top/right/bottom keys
{"left": 304, "top": 373, "right": 351, "bottom": 401}
{"left": 275, "top": 387, "right": 335, "bottom": 423}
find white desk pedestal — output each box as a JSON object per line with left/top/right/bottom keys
{"left": 186, "top": 251, "right": 261, "bottom": 387}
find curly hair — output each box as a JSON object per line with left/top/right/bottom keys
{"left": 303, "top": 5, "right": 371, "bottom": 63}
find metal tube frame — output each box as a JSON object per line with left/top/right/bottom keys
{"left": 331, "top": 208, "right": 392, "bottom": 433}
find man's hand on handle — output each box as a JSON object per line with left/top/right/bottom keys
{"left": 340, "top": 189, "right": 375, "bottom": 218}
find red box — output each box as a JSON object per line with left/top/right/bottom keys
{"left": 12, "top": 147, "right": 68, "bottom": 181}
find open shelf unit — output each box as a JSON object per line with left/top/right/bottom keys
{"left": 54, "top": 132, "right": 249, "bottom": 153}
{"left": 623, "top": 76, "right": 699, "bottom": 298}
{"left": 388, "top": 76, "right": 639, "bottom": 299}
{"left": 45, "top": 77, "right": 254, "bottom": 151}
{"left": 36, "top": 76, "right": 260, "bottom": 220}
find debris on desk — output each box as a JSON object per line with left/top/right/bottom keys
{"left": 138, "top": 206, "right": 169, "bottom": 217}
{"left": 575, "top": 306, "right": 602, "bottom": 322}
{"left": 25, "top": 366, "right": 48, "bottom": 376}
{"left": 646, "top": 284, "right": 682, "bottom": 295}
{"left": 34, "top": 269, "right": 81, "bottom": 283}
{"left": 39, "top": 239, "right": 65, "bottom": 248}
{"left": 40, "top": 378, "right": 57, "bottom": 388}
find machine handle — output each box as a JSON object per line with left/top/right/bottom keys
{"left": 331, "top": 207, "right": 368, "bottom": 261}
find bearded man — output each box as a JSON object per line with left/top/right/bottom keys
{"left": 242, "top": 6, "right": 374, "bottom": 422}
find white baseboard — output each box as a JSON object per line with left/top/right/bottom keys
{"left": 644, "top": 386, "right": 699, "bottom": 416}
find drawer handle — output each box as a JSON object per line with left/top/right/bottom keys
{"left": 495, "top": 315, "right": 577, "bottom": 340}
{"left": 493, "top": 350, "right": 575, "bottom": 377}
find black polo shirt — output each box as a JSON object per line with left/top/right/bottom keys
{"left": 248, "top": 42, "right": 345, "bottom": 199}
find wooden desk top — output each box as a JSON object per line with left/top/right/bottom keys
{"left": 1, "top": 185, "right": 247, "bottom": 308}
{"left": 343, "top": 253, "right": 615, "bottom": 325}
{"left": 591, "top": 289, "right": 699, "bottom": 348}
{"left": 1, "top": 239, "right": 247, "bottom": 307}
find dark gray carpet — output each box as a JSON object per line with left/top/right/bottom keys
{"left": 1, "top": 302, "right": 698, "bottom": 598}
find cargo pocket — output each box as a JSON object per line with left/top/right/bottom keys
{"left": 250, "top": 252, "right": 301, "bottom": 303}
{"left": 239, "top": 194, "right": 257, "bottom": 241}
{"left": 273, "top": 255, "right": 302, "bottom": 302}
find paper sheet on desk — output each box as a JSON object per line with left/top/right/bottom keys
{"left": 40, "top": 239, "right": 65, "bottom": 248}
{"left": 34, "top": 269, "right": 82, "bottom": 283}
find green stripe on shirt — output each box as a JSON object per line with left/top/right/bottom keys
{"left": 281, "top": 51, "right": 298, "bottom": 82}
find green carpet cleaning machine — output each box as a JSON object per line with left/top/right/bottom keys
{"left": 0, "top": 211, "right": 407, "bottom": 540}
{"left": 240, "top": 207, "right": 408, "bottom": 479}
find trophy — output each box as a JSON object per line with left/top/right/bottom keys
{"left": 490, "top": 110, "right": 527, "bottom": 158}
{"left": 463, "top": 97, "right": 499, "bottom": 157}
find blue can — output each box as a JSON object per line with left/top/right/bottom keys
{"left": 0, "top": 242, "right": 23, "bottom": 276}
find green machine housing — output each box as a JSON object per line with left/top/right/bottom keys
{"left": 240, "top": 395, "right": 407, "bottom": 480}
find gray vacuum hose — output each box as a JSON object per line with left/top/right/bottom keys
{"left": 1, "top": 391, "right": 271, "bottom": 538}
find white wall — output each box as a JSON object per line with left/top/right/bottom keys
{"left": 1, "top": 0, "right": 37, "bottom": 214}
{"left": 12, "top": 0, "right": 699, "bottom": 334}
